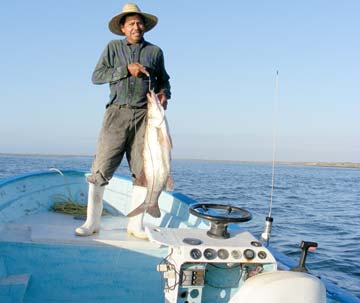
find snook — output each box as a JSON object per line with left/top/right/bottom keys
{"left": 127, "top": 90, "right": 173, "bottom": 218}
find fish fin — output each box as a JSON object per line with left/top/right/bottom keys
{"left": 134, "top": 170, "right": 147, "bottom": 187}
{"left": 127, "top": 202, "right": 147, "bottom": 217}
{"left": 146, "top": 205, "right": 161, "bottom": 218}
{"left": 157, "top": 127, "right": 172, "bottom": 149}
{"left": 167, "top": 132, "right": 173, "bottom": 149}
{"left": 164, "top": 119, "right": 173, "bottom": 148}
{"left": 165, "top": 175, "right": 174, "bottom": 191}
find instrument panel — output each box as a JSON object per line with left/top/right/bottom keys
{"left": 148, "top": 226, "right": 278, "bottom": 303}
{"left": 188, "top": 245, "right": 269, "bottom": 263}
{"left": 147, "top": 226, "right": 277, "bottom": 265}
{"left": 185, "top": 236, "right": 271, "bottom": 263}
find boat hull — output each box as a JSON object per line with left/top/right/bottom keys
{"left": 0, "top": 170, "right": 359, "bottom": 303}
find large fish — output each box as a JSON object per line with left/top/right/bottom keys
{"left": 127, "top": 90, "right": 173, "bottom": 218}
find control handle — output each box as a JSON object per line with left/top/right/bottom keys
{"left": 291, "top": 241, "right": 318, "bottom": 273}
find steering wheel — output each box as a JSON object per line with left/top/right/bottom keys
{"left": 189, "top": 203, "right": 252, "bottom": 239}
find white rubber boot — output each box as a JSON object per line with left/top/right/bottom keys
{"left": 127, "top": 185, "right": 148, "bottom": 240}
{"left": 75, "top": 183, "right": 105, "bottom": 236}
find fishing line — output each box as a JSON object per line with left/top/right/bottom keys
{"left": 148, "top": 72, "right": 152, "bottom": 92}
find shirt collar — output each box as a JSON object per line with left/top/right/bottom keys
{"left": 124, "top": 37, "right": 145, "bottom": 47}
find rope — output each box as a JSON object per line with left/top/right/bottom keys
{"left": 51, "top": 199, "right": 109, "bottom": 216}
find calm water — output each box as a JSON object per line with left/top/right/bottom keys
{"left": 0, "top": 154, "right": 359, "bottom": 298}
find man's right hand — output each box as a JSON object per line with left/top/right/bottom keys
{"left": 127, "top": 63, "right": 150, "bottom": 77}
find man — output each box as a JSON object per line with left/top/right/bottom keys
{"left": 75, "top": 3, "right": 171, "bottom": 239}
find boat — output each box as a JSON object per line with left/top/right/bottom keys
{"left": 0, "top": 169, "right": 359, "bottom": 303}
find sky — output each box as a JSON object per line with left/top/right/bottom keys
{"left": 0, "top": 0, "right": 359, "bottom": 162}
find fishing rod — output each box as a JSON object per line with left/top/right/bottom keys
{"left": 260, "top": 70, "right": 279, "bottom": 246}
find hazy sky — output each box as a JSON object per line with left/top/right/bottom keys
{"left": 1, "top": 0, "right": 359, "bottom": 162}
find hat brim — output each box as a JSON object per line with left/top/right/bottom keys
{"left": 108, "top": 12, "right": 158, "bottom": 36}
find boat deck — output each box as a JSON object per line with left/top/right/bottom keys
{"left": 0, "top": 211, "right": 159, "bottom": 249}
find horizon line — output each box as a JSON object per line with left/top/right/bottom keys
{"left": 0, "top": 153, "right": 359, "bottom": 168}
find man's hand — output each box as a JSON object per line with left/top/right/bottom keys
{"left": 157, "top": 92, "right": 168, "bottom": 110}
{"left": 127, "top": 63, "right": 150, "bottom": 77}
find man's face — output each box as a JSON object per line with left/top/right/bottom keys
{"left": 121, "top": 14, "right": 145, "bottom": 44}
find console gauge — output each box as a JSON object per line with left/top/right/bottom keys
{"left": 190, "top": 248, "right": 202, "bottom": 260}
{"left": 258, "top": 251, "right": 267, "bottom": 259}
{"left": 231, "top": 250, "right": 242, "bottom": 259}
{"left": 183, "top": 238, "right": 203, "bottom": 245}
{"left": 251, "top": 241, "right": 262, "bottom": 247}
{"left": 243, "top": 249, "right": 255, "bottom": 260}
{"left": 217, "top": 249, "right": 229, "bottom": 260}
{"left": 204, "top": 248, "right": 217, "bottom": 260}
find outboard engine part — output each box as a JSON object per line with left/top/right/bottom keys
{"left": 229, "top": 271, "right": 326, "bottom": 303}
{"left": 291, "top": 241, "right": 318, "bottom": 273}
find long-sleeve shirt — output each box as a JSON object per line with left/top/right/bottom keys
{"left": 92, "top": 38, "right": 171, "bottom": 108}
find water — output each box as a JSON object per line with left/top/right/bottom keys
{"left": 0, "top": 154, "right": 359, "bottom": 299}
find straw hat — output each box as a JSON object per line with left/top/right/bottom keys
{"left": 108, "top": 3, "right": 158, "bottom": 36}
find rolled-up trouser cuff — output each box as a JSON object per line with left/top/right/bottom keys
{"left": 87, "top": 171, "right": 109, "bottom": 186}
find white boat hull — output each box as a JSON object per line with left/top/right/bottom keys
{"left": 0, "top": 170, "right": 358, "bottom": 303}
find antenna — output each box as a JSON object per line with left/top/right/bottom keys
{"left": 261, "top": 70, "right": 279, "bottom": 246}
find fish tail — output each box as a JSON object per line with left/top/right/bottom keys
{"left": 126, "top": 202, "right": 161, "bottom": 218}
{"left": 146, "top": 205, "right": 161, "bottom": 218}
{"left": 127, "top": 202, "right": 147, "bottom": 217}
{"left": 165, "top": 175, "right": 174, "bottom": 191}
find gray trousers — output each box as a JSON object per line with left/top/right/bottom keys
{"left": 87, "top": 104, "right": 147, "bottom": 186}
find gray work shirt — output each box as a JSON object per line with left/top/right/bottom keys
{"left": 92, "top": 38, "right": 171, "bottom": 108}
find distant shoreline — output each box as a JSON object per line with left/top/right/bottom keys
{"left": 176, "top": 159, "right": 360, "bottom": 169}
{"left": 1, "top": 153, "right": 359, "bottom": 169}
